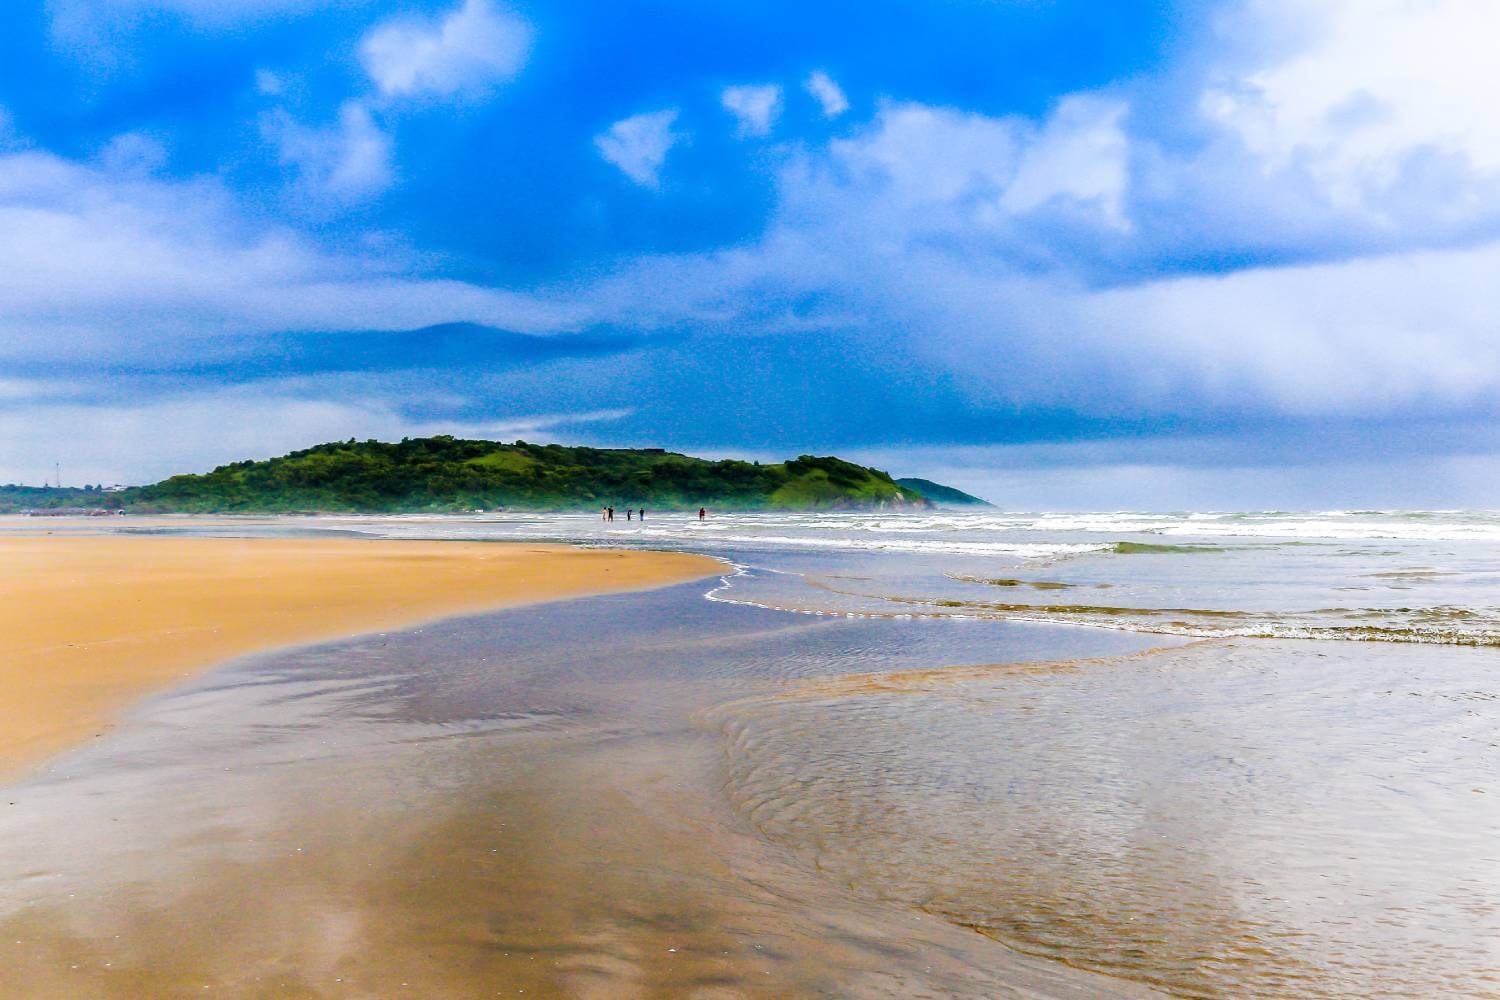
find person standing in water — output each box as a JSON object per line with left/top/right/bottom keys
{"left": 626, "top": 508, "right": 633, "bottom": 522}
{"left": 698, "top": 507, "right": 706, "bottom": 521}
{"left": 607, "top": 506, "right": 614, "bottom": 521}
{"left": 638, "top": 508, "right": 645, "bottom": 521}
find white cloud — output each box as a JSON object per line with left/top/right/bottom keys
{"left": 262, "top": 100, "right": 393, "bottom": 202}
{"left": 0, "top": 148, "right": 588, "bottom": 360}
{"left": 821, "top": 95, "right": 1130, "bottom": 235}
{"left": 98, "top": 132, "right": 168, "bottom": 175}
{"left": 0, "top": 107, "right": 18, "bottom": 150}
{"left": 1071, "top": 241, "right": 1500, "bottom": 414}
{"left": 595, "top": 110, "right": 681, "bottom": 188}
{"left": 565, "top": 88, "right": 1500, "bottom": 423}
{"left": 0, "top": 384, "right": 631, "bottom": 485}
{"left": 254, "top": 68, "right": 284, "bottom": 96}
{"left": 1204, "top": 0, "right": 1500, "bottom": 210}
{"left": 721, "top": 84, "right": 782, "bottom": 137}
{"left": 804, "top": 71, "right": 849, "bottom": 118}
{"left": 1000, "top": 96, "right": 1130, "bottom": 228}
{"left": 821, "top": 234, "right": 1500, "bottom": 420}
{"left": 360, "top": 0, "right": 529, "bottom": 101}
{"left": 853, "top": 438, "right": 1500, "bottom": 511}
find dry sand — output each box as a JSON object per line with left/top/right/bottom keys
{"left": 0, "top": 535, "right": 721, "bottom": 778}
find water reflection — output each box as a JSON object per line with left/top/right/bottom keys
{"left": 713, "top": 639, "right": 1500, "bottom": 997}
{"left": 0, "top": 584, "right": 1157, "bottom": 998}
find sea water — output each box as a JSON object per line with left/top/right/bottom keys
{"left": 191, "top": 507, "right": 1500, "bottom": 645}
{"left": 292, "top": 509, "right": 1500, "bottom": 994}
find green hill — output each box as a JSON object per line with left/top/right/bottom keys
{"left": 0, "top": 484, "right": 117, "bottom": 513}
{"left": 895, "top": 477, "right": 991, "bottom": 507}
{"left": 120, "top": 437, "right": 940, "bottom": 513}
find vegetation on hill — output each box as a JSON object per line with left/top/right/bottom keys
{"left": 0, "top": 484, "right": 116, "bottom": 513}
{"left": 118, "top": 437, "right": 935, "bottom": 512}
{"left": 895, "top": 477, "right": 992, "bottom": 507}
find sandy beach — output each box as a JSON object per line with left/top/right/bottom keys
{"left": 0, "top": 557, "right": 1163, "bottom": 998}
{"left": 2, "top": 515, "right": 1496, "bottom": 997}
{"left": 0, "top": 535, "right": 721, "bottom": 778}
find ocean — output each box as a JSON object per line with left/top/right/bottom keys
{"left": 172, "top": 507, "right": 1500, "bottom": 645}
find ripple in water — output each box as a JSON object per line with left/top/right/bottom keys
{"left": 711, "top": 639, "right": 1500, "bottom": 998}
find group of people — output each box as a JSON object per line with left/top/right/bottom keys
{"left": 600, "top": 506, "right": 708, "bottom": 521}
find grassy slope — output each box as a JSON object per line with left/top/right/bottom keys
{"left": 126, "top": 437, "right": 932, "bottom": 513}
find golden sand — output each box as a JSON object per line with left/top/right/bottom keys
{"left": 0, "top": 536, "right": 722, "bottom": 778}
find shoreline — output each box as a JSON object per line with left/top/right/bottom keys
{"left": 0, "top": 567, "right": 1161, "bottom": 998}
{"left": 0, "top": 535, "right": 723, "bottom": 780}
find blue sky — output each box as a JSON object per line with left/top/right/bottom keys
{"left": 4, "top": 0, "right": 1500, "bottom": 507}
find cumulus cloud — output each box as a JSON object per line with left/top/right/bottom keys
{"left": 262, "top": 101, "right": 393, "bottom": 202}
{"left": 1203, "top": 0, "right": 1500, "bottom": 213}
{"left": 595, "top": 110, "right": 681, "bottom": 187}
{"left": 360, "top": 0, "right": 530, "bottom": 101}
{"left": 563, "top": 83, "right": 1500, "bottom": 423}
{"left": 804, "top": 71, "right": 849, "bottom": 118}
{"left": 815, "top": 95, "right": 1131, "bottom": 240}
{"left": 999, "top": 96, "right": 1130, "bottom": 228}
{"left": 721, "top": 84, "right": 782, "bottom": 137}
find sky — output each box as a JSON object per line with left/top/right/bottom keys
{"left": 3, "top": 0, "right": 1500, "bottom": 508}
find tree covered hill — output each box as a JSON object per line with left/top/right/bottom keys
{"left": 895, "top": 477, "right": 992, "bottom": 506}
{"left": 0, "top": 484, "right": 117, "bottom": 513}
{"left": 116, "top": 437, "right": 937, "bottom": 512}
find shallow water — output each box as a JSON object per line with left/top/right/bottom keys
{"left": 92, "top": 507, "right": 1500, "bottom": 643}
{"left": 712, "top": 638, "right": 1500, "bottom": 997}
{"left": 0, "top": 583, "right": 1163, "bottom": 998}
{"left": 6, "top": 512, "right": 1500, "bottom": 996}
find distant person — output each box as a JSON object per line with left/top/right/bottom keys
{"left": 607, "top": 506, "right": 614, "bottom": 521}
{"left": 626, "top": 508, "right": 633, "bottom": 521}
{"left": 639, "top": 508, "right": 645, "bottom": 521}
{"left": 601, "top": 507, "right": 608, "bottom": 522}
{"left": 698, "top": 507, "right": 706, "bottom": 521}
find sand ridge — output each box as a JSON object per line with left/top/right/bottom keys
{"left": 0, "top": 535, "right": 723, "bottom": 778}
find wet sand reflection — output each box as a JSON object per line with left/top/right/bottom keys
{"left": 0, "top": 584, "right": 1158, "bottom": 998}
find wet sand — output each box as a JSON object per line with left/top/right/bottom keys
{"left": 11, "top": 521, "right": 1489, "bottom": 996}
{"left": 0, "top": 535, "right": 721, "bottom": 778}
{"left": 0, "top": 580, "right": 1165, "bottom": 998}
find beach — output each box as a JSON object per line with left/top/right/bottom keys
{"left": 2, "top": 512, "right": 1498, "bottom": 997}
{"left": 0, "top": 533, "right": 721, "bottom": 778}
{"left": 0, "top": 559, "right": 1162, "bottom": 998}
